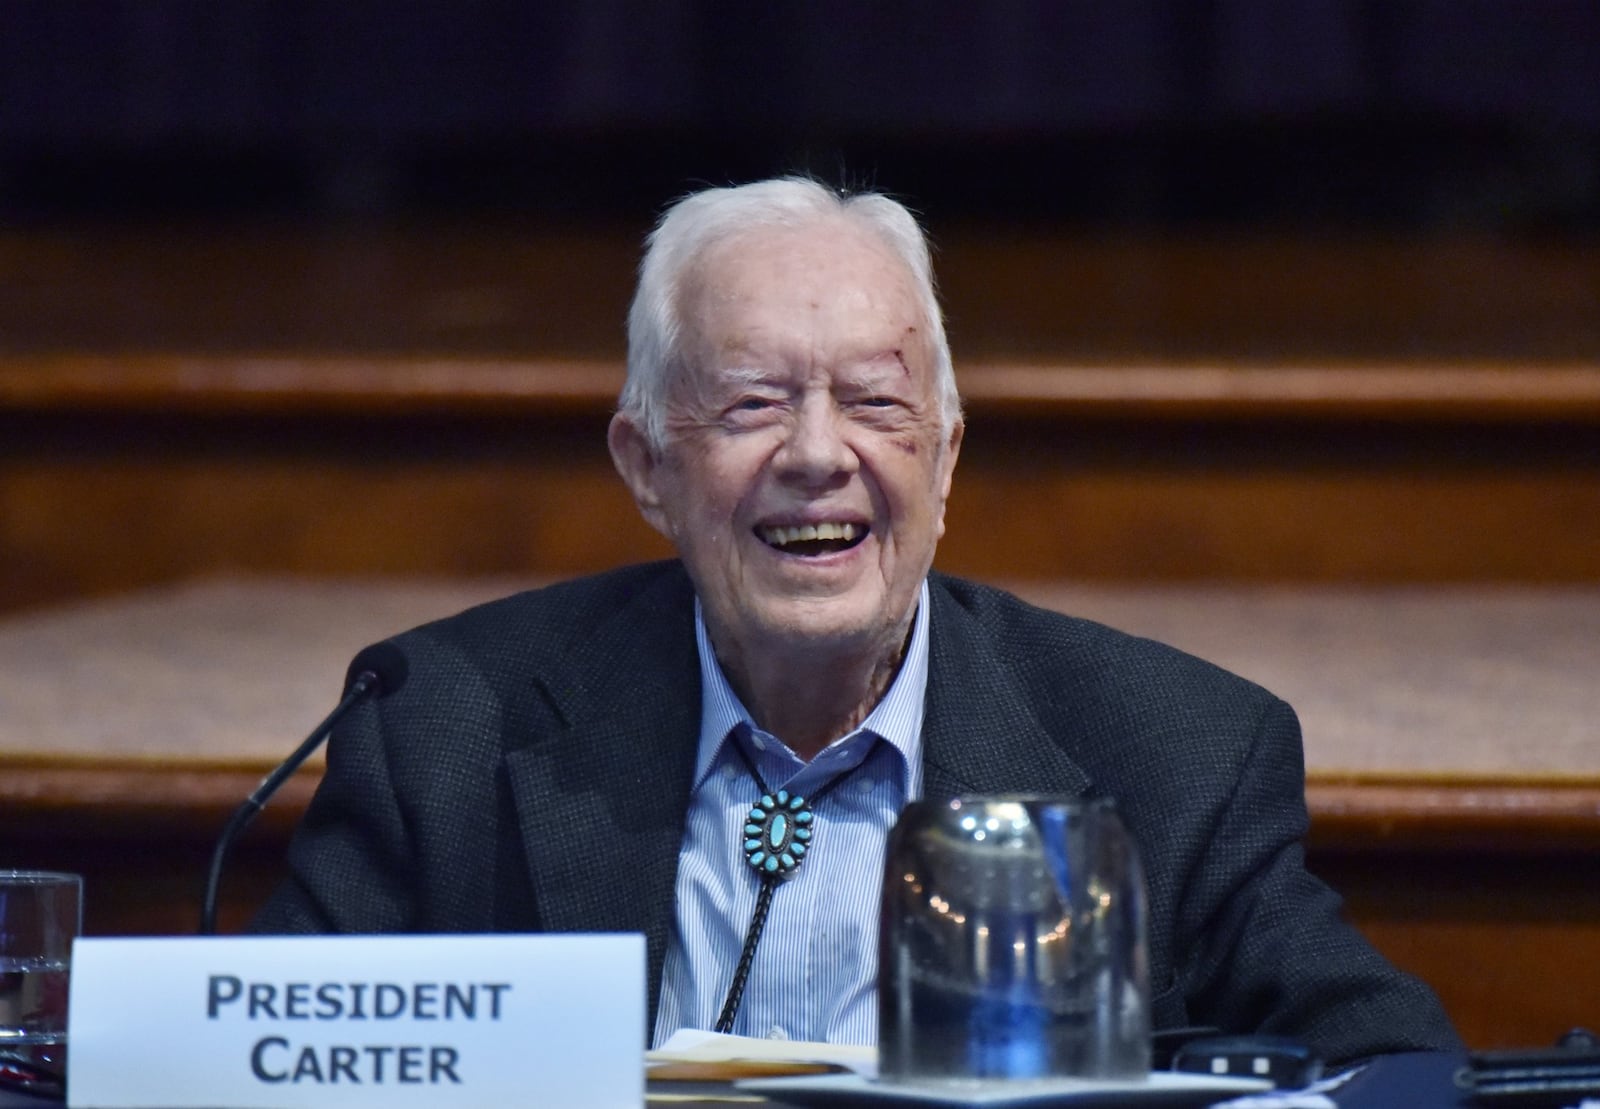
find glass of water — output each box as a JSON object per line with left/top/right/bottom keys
{"left": 0, "top": 871, "right": 81, "bottom": 1075}
{"left": 879, "top": 797, "right": 1150, "bottom": 1083}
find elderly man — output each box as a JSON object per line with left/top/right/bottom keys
{"left": 254, "top": 177, "right": 1458, "bottom": 1063}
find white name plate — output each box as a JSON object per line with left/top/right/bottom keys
{"left": 67, "top": 934, "right": 645, "bottom": 1108}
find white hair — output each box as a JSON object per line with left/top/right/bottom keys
{"left": 621, "top": 176, "right": 960, "bottom": 450}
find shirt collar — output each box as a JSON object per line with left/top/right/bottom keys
{"left": 692, "top": 579, "right": 930, "bottom": 795}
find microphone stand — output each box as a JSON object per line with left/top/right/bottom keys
{"left": 198, "top": 669, "right": 382, "bottom": 935}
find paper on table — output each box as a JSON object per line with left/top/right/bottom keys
{"left": 650, "top": 1029, "right": 879, "bottom": 1078}
{"left": 649, "top": 1033, "right": 1364, "bottom": 1108}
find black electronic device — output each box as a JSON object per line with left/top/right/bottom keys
{"left": 1457, "top": 1029, "right": 1600, "bottom": 1106}
{"left": 1171, "top": 1034, "right": 1324, "bottom": 1090}
{"left": 1150, "top": 1026, "right": 1222, "bottom": 1070}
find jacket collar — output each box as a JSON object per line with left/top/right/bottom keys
{"left": 500, "top": 563, "right": 701, "bottom": 1033}
{"left": 500, "top": 566, "right": 1100, "bottom": 1033}
{"left": 922, "top": 574, "right": 1096, "bottom": 802}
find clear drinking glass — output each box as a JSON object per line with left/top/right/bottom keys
{"left": 879, "top": 797, "right": 1150, "bottom": 1083}
{"left": 0, "top": 871, "right": 82, "bottom": 1073}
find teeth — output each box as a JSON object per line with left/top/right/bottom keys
{"left": 761, "top": 522, "right": 859, "bottom": 547}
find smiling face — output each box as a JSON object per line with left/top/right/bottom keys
{"left": 610, "top": 216, "right": 962, "bottom": 680}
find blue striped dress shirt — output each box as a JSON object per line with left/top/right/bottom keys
{"left": 651, "top": 580, "right": 930, "bottom": 1047}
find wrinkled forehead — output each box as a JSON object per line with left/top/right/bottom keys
{"left": 674, "top": 217, "right": 933, "bottom": 364}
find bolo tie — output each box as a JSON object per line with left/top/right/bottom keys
{"left": 713, "top": 728, "right": 877, "bottom": 1033}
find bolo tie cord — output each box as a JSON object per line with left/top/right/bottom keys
{"left": 713, "top": 732, "right": 875, "bottom": 1034}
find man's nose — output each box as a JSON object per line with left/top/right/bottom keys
{"left": 776, "top": 401, "right": 857, "bottom": 487}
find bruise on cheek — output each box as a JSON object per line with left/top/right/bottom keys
{"left": 890, "top": 433, "right": 919, "bottom": 456}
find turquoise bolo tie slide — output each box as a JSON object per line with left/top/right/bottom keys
{"left": 743, "top": 790, "right": 814, "bottom": 876}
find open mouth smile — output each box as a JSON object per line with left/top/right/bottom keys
{"left": 756, "top": 522, "right": 869, "bottom": 556}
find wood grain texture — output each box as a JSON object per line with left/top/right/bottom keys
{"left": 1306, "top": 781, "right": 1600, "bottom": 852}
{"left": 3, "top": 761, "right": 1594, "bottom": 1047}
{"left": 4, "top": 225, "right": 1595, "bottom": 1046}
{"left": 4, "top": 577, "right": 1597, "bottom": 1050}
{"left": 1315, "top": 850, "right": 1600, "bottom": 1050}
{"left": 4, "top": 227, "right": 1599, "bottom": 360}
{"left": 6, "top": 579, "right": 1598, "bottom": 776}
{"left": 5, "top": 761, "right": 1599, "bottom": 853}
{"left": 6, "top": 353, "right": 1600, "bottom": 421}
{"left": 4, "top": 409, "right": 1598, "bottom": 620}
{"left": 4, "top": 226, "right": 1598, "bottom": 613}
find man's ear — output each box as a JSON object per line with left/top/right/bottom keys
{"left": 608, "top": 412, "right": 673, "bottom": 538}
{"left": 933, "top": 417, "right": 963, "bottom": 540}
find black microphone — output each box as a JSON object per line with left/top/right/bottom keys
{"left": 199, "top": 641, "right": 409, "bottom": 934}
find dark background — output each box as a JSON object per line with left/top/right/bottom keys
{"left": 3, "top": 0, "right": 1598, "bottom": 229}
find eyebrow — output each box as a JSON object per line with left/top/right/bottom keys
{"left": 838, "top": 353, "right": 915, "bottom": 388}
{"left": 705, "top": 351, "right": 913, "bottom": 392}
{"left": 712, "top": 364, "right": 787, "bottom": 389}
{"left": 855, "top": 349, "right": 911, "bottom": 375}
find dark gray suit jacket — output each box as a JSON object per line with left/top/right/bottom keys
{"left": 253, "top": 561, "right": 1458, "bottom": 1064}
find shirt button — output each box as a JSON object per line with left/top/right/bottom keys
{"left": 855, "top": 776, "right": 877, "bottom": 794}
{"left": 767, "top": 1026, "right": 789, "bottom": 1041}
{"left": 721, "top": 762, "right": 741, "bottom": 781}
{"left": 750, "top": 734, "right": 767, "bottom": 752}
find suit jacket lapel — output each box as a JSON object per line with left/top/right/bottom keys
{"left": 923, "top": 576, "right": 1096, "bottom": 803}
{"left": 497, "top": 569, "right": 1098, "bottom": 1030}
{"left": 501, "top": 565, "right": 700, "bottom": 1028}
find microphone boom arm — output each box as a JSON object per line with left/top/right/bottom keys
{"left": 198, "top": 669, "right": 381, "bottom": 935}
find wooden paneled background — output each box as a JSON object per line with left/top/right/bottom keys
{"left": 4, "top": 227, "right": 1598, "bottom": 609}
{"left": 2, "top": 224, "right": 1598, "bottom": 1051}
